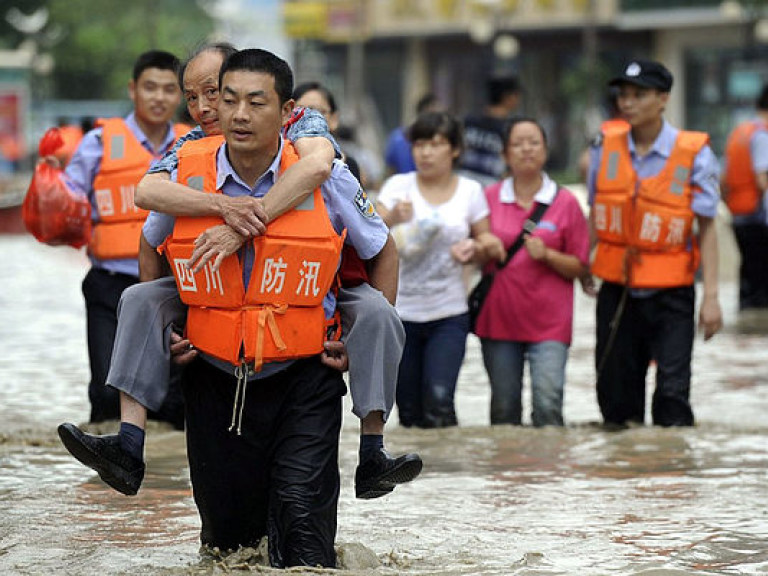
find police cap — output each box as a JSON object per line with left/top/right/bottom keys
{"left": 608, "top": 60, "right": 673, "bottom": 93}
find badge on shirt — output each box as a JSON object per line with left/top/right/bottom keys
{"left": 354, "top": 188, "right": 376, "bottom": 219}
{"left": 538, "top": 220, "right": 557, "bottom": 232}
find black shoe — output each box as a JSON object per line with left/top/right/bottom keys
{"left": 57, "top": 422, "right": 145, "bottom": 496}
{"left": 355, "top": 449, "right": 423, "bottom": 499}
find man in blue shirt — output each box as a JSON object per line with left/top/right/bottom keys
{"left": 63, "top": 50, "right": 183, "bottom": 424}
{"left": 722, "top": 83, "right": 768, "bottom": 310}
{"left": 585, "top": 59, "right": 722, "bottom": 427}
{"left": 153, "top": 48, "right": 397, "bottom": 566}
{"left": 460, "top": 75, "right": 521, "bottom": 187}
{"left": 59, "top": 44, "right": 420, "bottom": 503}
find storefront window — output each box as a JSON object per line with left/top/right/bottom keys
{"left": 686, "top": 47, "right": 768, "bottom": 155}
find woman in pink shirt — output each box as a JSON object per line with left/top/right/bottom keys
{"left": 474, "top": 117, "right": 590, "bottom": 426}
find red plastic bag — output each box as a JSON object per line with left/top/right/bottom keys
{"left": 22, "top": 128, "right": 91, "bottom": 248}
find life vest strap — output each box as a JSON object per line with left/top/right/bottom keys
{"left": 254, "top": 303, "right": 288, "bottom": 372}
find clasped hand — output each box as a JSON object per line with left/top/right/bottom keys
{"left": 220, "top": 196, "right": 268, "bottom": 237}
{"left": 186, "top": 224, "right": 246, "bottom": 274}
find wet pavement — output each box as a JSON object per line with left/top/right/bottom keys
{"left": 1, "top": 232, "right": 768, "bottom": 575}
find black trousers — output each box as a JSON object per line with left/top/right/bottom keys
{"left": 82, "top": 267, "right": 185, "bottom": 426}
{"left": 596, "top": 282, "right": 695, "bottom": 427}
{"left": 82, "top": 267, "right": 138, "bottom": 422}
{"left": 732, "top": 223, "right": 768, "bottom": 310}
{"left": 183, "top": 356, "right": 345, "bottom": 568}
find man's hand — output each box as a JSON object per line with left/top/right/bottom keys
{"left": 320, "top": 340, "right": 348, "bottom": 371}
{"left": 699, "top": 296, "right": 723, "bottom": 341}
{"left": 170, "top": 331, "right": 198, "bottom": 365}
{"left": 188, "top": 224, "right": 247, "bottom": 274}
{"left": 219, "top": 196, "right": 269, "bottom": 237}
{"left": 579, "top": 274, "right": 598, "bottom": 297}
{"left": 38, "top": 155, "right": 61, "bottom": 169}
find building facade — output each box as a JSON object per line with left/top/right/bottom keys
{"left": 284, "top": 0, "right": 768, "bottom": 178}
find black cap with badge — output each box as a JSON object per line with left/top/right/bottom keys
{"left": 608, "top": 59, "right": 673, "bottom": 93}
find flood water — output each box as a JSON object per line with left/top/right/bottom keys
{"left": 2, "top": 231, "right": 768, "bottom": 575}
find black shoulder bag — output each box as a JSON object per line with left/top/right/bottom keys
{"left": 468, "top": 195, "right": 556, "bottom": 334}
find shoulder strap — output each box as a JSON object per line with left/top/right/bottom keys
{"left": 499, "top": 188, "right": 558, "bottom": 268}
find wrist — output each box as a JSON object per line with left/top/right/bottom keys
{"left": 261, "top": 199, "right": 274, "bottom": 224}
{"left": 212, "top": 195, "right": 224, "bottom": 217}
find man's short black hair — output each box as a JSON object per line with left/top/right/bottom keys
{"left": 487, "top": 76, "right": 521, "bottom": 106}
{"left": 219, "top": 49, "right": 294, "bottom": 104}
{"left": 132, "top": 50, "right": 180, "bottom": 82}
{"left": 293, "top": 81, "right": 337, "bottom": 114}
{"left": 757, "top": 84, "right": 768, "bottom": 111}
{"left": 179, "top": 42, "right": 237, "bottom": 87}
{"left": 416, "top": 93, "right": 439, "bottom": 114}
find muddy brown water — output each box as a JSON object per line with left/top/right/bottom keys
{"left": 2, "top": 233, "right": 768, "bottom": 575}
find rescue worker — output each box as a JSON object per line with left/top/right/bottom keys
{"left": 585, "top": 59, "right": 723, "bottom": 427}
{"left": 62, "top": 50, "right": 185, "bottom": 423}
{"left": 722, "top": 83, "right": 768, "bottom": 310}
{"left": 154, "top": 48, "right": 397, "bottom": 565}
{"left": 58, "top": 43, "right": 421, "bottom": 501}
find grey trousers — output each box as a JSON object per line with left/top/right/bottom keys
{"left": 107, "top": 278, "right": 404, "bottom": 422}
{"left": 106, "top": 276, "right": 186, "bottom": 412}
{"left": 338, "top": 283, "right": 405, "bottom": 422}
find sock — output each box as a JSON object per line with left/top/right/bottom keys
{"left": 118, "top": 422, "right": 145, "bottom": 462}
{"left": 359, "top": 434, "right": 384, "bottom": 462}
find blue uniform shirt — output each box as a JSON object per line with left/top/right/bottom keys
{"left": 64, "top": 112, "right": 178, "bottom": 277}
{"left": 586, "top": 119, "right": 721, "bottom": 296}
{"left": 143, "top": 136, "right": 388, "bottom": 376}
{"left": 143, "top": 136, "right": 388, "bottom": 313}
{"left": 586, "top": 119, "right": 721, "bottom": 218}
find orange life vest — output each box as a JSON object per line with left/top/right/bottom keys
{"left": 164, "top": 137, "right": 344, "bottom": 369}
{"left": 173, "top": 123, "right": 193, "bottom": 140}
{"left": 600, "top": 118, "right": 630, "bottom": 132}
{"left": 89, "top": 118, "right": 185, "bottom": 260}
{"left": 591, "top": 121, "right": 707, "bottom": 288}
{"left": 723, "top": 120, "right": 765, "bottom": 216}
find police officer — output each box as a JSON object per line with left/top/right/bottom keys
{"left": 145, "top": 49, "right": 398, "bottom": 565}
{"left": 63, "top": 50, "right": 184, "bottom": 423}
{"left": 722, "top": 83, "right": 768, "bottom": 310}
{"left": 585, "top": 59, "right": 723, "bottom": 427}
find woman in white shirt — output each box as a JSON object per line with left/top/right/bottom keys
{"left": 377, "top": 112, "right": 502, "bottom": 428}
